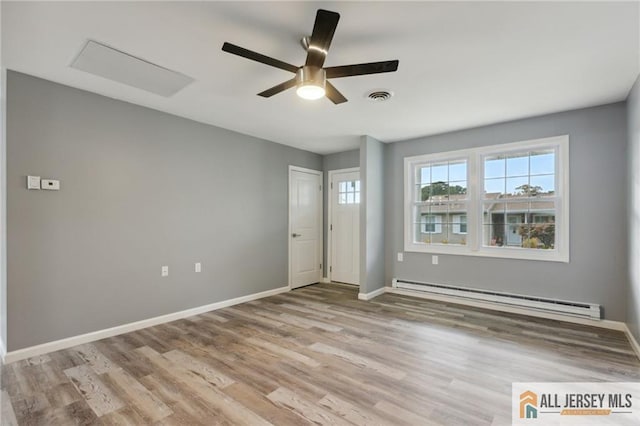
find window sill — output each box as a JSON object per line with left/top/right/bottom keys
{"left": 403, "top": 243, "right": 569, "bottom": 263}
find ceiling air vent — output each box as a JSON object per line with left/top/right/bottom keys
{"left": 71, "top": 40, "right": 194, "bottom": 97}
{"left": 366, "top": 90, "right": 393, "bottom": 102}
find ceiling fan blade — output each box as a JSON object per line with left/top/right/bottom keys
{"left": 305, "top": 10, "right": 340, "bottom": 68}
{"left": 325, "top": 81, "right": 347, "bottom": 104}
{"left": 222, "top": 42, "right": 298, "bottom": 73}
{"left": 257, "top": 78, "right": 298, "bottom": 98}
{"left": 325, "top": 60, "right": 399, "bottom": 79}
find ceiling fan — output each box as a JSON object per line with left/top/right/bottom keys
{"left": 222, "top": 9, "right": 399, "bottom": 104}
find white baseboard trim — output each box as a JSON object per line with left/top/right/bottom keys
{"left": 623, "top": 325, "right": 640, "bottom": 361}
{"left": 0, "top": 339, "right": 5, "bottom": 365}
{"left": 4, "top": 285, "right": 290, "bottom": 364}
{"left": 358, "top": 287, "right": 386, "bottom": 301}
{"left": 385, "top": 287, "right": 627, "bottom": 332}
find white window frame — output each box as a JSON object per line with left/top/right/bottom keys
{"left": 404, "top": 135, "right": 569, "bottom": 262}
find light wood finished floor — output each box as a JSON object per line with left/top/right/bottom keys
{"left": 2, "top": 283, "right": 640, "bottom": 425}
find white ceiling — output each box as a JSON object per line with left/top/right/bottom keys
{"left": 2, "top": 1, "right": 639, "bottom": 154}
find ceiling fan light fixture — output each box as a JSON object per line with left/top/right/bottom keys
{"left": 296, "top": 84, "right": 325, "bottom": 100}
{"left": 296, "top": 66, "right": 326, "bottom": 100}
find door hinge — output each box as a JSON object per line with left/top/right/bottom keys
{"left": 330, "top": 224, "right": 333, "bottom": 231}
{"left": 330, "top": 266, "right": 332, "bottom": 272}
{"left": 320, "top": 263, "right": 322, "bottom": 269}
{"left": 331, "top": 182, "right": 333, "bottom": 189}
{"left": 319, "top": 185, "right": 322, "bottom": 191}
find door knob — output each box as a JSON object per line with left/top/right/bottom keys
{"left": 292, "top": 233, "right": 302, "bottom": 238}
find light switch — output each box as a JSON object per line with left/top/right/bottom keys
{"left": 195, "top": 262, "right": 201, "bottom": 273}
{"left": 161, "top": 266, "right": 169, "bottom": 277}
{"left": 41, "top": 179, "right": 60, "bottom": 191}
{"left": 27, "top": 175, "right": 41, "bottom": 190}
{"left": 432, "top": 255, "right": 439, "bottom": 265}
{"left": 397, "top": 252, "right": 403, "bottom": 262}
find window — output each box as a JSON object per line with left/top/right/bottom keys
{"left": 421, "top": 214, "right": 442, "bottom": 234}
{"left": 404, "top": 135, "right": 569, "bottom": 262}
{"left": 411, "top": 159, "right": 468, "bottom": 245}
{"left": 338, "top": 180, "right": 360, "bottom": 204}
{"left": 453, "top": 215, "right": 467, "bottom": 234}
{"left": 483, "top": 148, "right": 557, "bottom": 249}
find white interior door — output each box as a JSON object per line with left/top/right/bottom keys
{"left": 330, "top": 169, "right": 360, "bottom": 285}
{"left": 289, "top": 167, "right": 322, "bottom": 289}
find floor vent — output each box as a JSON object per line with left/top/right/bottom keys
{"left": 392, "top": 279, "right": 601, "bottom": 320}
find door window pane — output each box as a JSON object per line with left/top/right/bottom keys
{"left": 338, "top": 180, "right": 360, "bottom": 204}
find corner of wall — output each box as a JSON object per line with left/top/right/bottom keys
{"left": 359, "top": 136, "right": 386, "bottom": 294}
{"left": 627, "top": 72, "right": 640, "bottom": 343}
{"left": 0, "top": 40, "right": 7, "bottom": 355}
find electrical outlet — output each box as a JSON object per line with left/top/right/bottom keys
{"left": 41, "top": 179, "right": 60, "bottom": 191}
{"left": 195, "top": 262, "right": 201, "bottom": 273}
{"left": 161, "top": 266, "right": 169, "bottom": 277}
{"left": 397, "top": 252, "right": 403, "bottom": 262}
{"left": 432, "top": 255, "right": 439, "bottom": 265}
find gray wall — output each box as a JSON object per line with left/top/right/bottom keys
{"left": 1, "top": 61, "right": 6, "bottom": 355}
{"left": 360, "top": 136, "right": 385, "bottom": 294}
{"left": 385, "top": 103, "right": 628, "bottom": 321}
{"left": 1, "top": 3, "right": 6, "bottom": 355}
{"left": 6, "top": 71, "right": 321, "bottom": 351}
{"left": 628, "top": 75, "right": 640, "bottom": 339}
{"left": 321, "top": 149, "right": 359, "bottom": 277}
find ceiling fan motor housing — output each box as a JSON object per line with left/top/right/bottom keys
{"left": 296, "top": 66, "right": 326, "bottom": 89}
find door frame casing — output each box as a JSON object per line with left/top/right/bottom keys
{"left": 288, "top": 165, "right": 323, "bottom": 290}
{"left": 327, "top": 167, "right": 360, "bottom": 285}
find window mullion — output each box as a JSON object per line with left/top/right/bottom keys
{"left": 468, "top": 152, "right": 480, "bottom": 252}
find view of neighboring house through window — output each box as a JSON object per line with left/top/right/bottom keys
{"left": 483, "top": 149, "right": 556, "bottom": 249}
{"left": 453, "top": 214, "right": 467, "bottom": 234}
{"left": 404, "top": 135, "right": 568, "bottom": 262}
{"left": 421, "top": 214, "right": 442, "bottom": 234}
{"left": 414, "top": 159, "right": 468, "bottom": 244}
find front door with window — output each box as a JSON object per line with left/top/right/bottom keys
{"left": 330, "top": 170, "right": 360, "bottom": 285}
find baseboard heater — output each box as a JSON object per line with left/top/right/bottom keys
{"left": 392, "top": 279, "right": 602, "bottom": 320}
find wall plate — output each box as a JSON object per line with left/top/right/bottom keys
{"left": 41, "top": 179, "right": 60, "bottom": 190}
{"left": 27, "top": 175, "right": 41, "bottom": 190}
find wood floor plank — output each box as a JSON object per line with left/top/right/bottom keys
{"left": 100, "top": 405, "right": 148, "bottom": 426}
{"left": 44, "top": 382, "right": 82, "bottom": 408}
{"left": 318, "top": 392, "right": 390, "bottom": 425}
{"left": 246, "top": 336, "right": 321, "bottom": 368}
{"left": 71, "top": 343, "right": 120, "bottom": 375}
{"left": 103, "top": 368, "right": 173, "bottom": 422}
{"left": 63, "top": 364, "right": 125, "bottom": 417}
{"left": 25, "top": 400, "right": 98, "bottom": 426}
{"left": 9, "top": 393, "right": 50, "bottom": 423}
{"left": 309, "top": 342, "right": 407, "bottom": 380}
{"left": 267, "top": 387, "right": 349, "bottom": 425}
{"left": 374, "top": 399, "right": 436, "bottom": 426}
{"left": 222, "top": 382, "right": 315, "bottom": 426}
{"left": 1, "top": 390, "right": 19, "bottom": 426}
{"left": 163, "top": 349, "right": 235, "bottom": 388}
{"left": 135, "top": 346, "right": 273, "bottom": 425}
{"left": 138, "top": 373, "right": 222, "bottom": 425}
